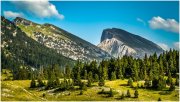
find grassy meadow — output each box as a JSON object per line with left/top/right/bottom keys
{"left": 1, "top": 70, "right": 179, "bottom": 101}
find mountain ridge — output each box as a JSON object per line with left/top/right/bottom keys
{"left": 13, "top": 17, "right": 112, "bottom": 61}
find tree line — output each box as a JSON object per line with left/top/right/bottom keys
{"left": 29, "top": 49, "right": 178, "bottom": 92}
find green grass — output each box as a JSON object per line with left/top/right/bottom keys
{"left": 1, "top": 69, "right": 179, "bottom": 101}
{"left": 1, "top": 75, "right": 179, "bottom": 101}
{"left": 17, "top": 24, "right": 70, "bottom": 41}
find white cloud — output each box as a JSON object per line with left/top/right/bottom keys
{"left": 12, "top": 0, "right": 64, "bottom": 19}
{"left": 149, "top": 16, "right": 179, "bottom": 33}
{"left": 4, "top": 11, "right": 24, "bottom": 19}
{"left": 158, "top": 43, "right": 169, "bottom": 51}
{"left": 137, "top": 18, "right": 146, "bottom": 26}
{"left": 173, "top": 42, "right": 179, "bottom": 50}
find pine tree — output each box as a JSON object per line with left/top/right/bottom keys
{"left": 166, "top": 70, "right": 172, "bottom": 85}
{"left": 126, "top": 89, "right": 131, "bottom": 97}
{"left": 111, "top": 72, "right": 116, "bottom": 80}
{"left": 65, "top": 65, "right": 71, "bottom": 79}
{"left": 134, "top": 89, "right": 139, "bottom": 98}
{"left": 37, "top": 78, "right": 45, "bottom": 87}
{"left": 55, "top": 77, "right": 60, "bottom": 87}
{"left": 144, "top": 79, "right": 151, "bottom": 88}
{"left": 109, "top": 88, "right": 114, "bottom": 97}
{"left": 128, "top": 78, "right": 133, "bottom": 87}
{"left": 79, "top": 90, "right": 83, "bottom": 95}
{"left": 175, "top": 78, "right": 179, "bottom": 86}
{"left": 79, "top": 82, "right": 87, "bottom": 91}
{"left": 87, "top": 71, "right": 93, "bottom": 87}
{"left": 132, "top": 61, "right": 139, "bottom": 81}
{"left": 30, "top": 78, "right": 36, "bottom": 88}
{"left": 157, "top": 76, "right": 166, "bottom": 90}
{"left": 84, "top": 70, "right": 87, "bottom": 80}
{"left": 152, "top": 77, "right": 159, "bottom": 89}
{"left": 169, "top": 83, "right": 175, "bottom": 91}
{"left": 98, "top": 77, "right": 105, "bottom": 86}
{"left": 94, "top": 74, "right": 99, "bottom": 82}
{"left": 158, "top": 97, "right": 162, "bottom": 101}
{"left": 121, "top": 92, "right": 125, "bottom": 99}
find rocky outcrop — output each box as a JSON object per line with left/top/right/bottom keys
{"left": 98, "top": 28, "right": 164, "bottom": 58}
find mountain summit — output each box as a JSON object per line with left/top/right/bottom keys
{"left": 98, "top": 28, "right": 164, "bottom": 58}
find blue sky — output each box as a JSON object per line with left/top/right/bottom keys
{"left": 1, "top": 1, "right": 179, "bottom": 50}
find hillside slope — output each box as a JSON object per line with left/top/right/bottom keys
{"left": 1, "top": 16, "right": 75, "bottom": 69}
{"left": 14, "top": 17, "right": 111, "bottom": 61}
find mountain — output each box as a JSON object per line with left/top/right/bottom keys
{"left": 1, "top": 16, "right": 75, "bottom": 69}
{"left": 13, "top": 17, "right": 111, "bottom": 61}
{"left": 97, "top": 28, "right": 164, "bottom": 58}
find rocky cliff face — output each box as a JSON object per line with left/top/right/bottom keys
{"left": 13, "top": 17, "right": 111, "bottom": 61}
{"left": 98, "top": 28, "right": 164, "bottom": 58}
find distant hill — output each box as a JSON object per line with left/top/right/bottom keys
{"left": 98, "top": 28, "right": 164, "bottom": 58}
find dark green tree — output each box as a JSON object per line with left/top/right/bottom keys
{"left": 121, "top": 92, "right": 125, "bottom": 99}
{"left": 79, "top": 82, "right": 87, "bottom": 91}
{"left": 98, "top": 77, "right": 105, "bottom": 86}
{"left": 158, "top": 97, "right": 162, "bottom": 101}
{"left": 126, "top": 89, "right": 131, "bottom": 97}
{"left": 87, "top": 71, "right": 93, "bottom": 87}
{"left": 134, "top": 89, "right": 139, "bottom": 98}
{"left": 128, "top": 78, "right": 133, "bottom": 87}
{"left": 169, "top": 83, "right": 175, "bottom": 91}
{"left": 30, "top": 78, "right": 36, "bottom": 88}
{"left": 37, "top": 78, "right": 45, "bottom": 87}
{"left": 111, "top": 72, "right": 116, "bottom": 80}
{"left": 94, "top": 74, "right": 99, "bottom": 82}
{"left": 109, "top": 88, "right": 114, "bottom": 97}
